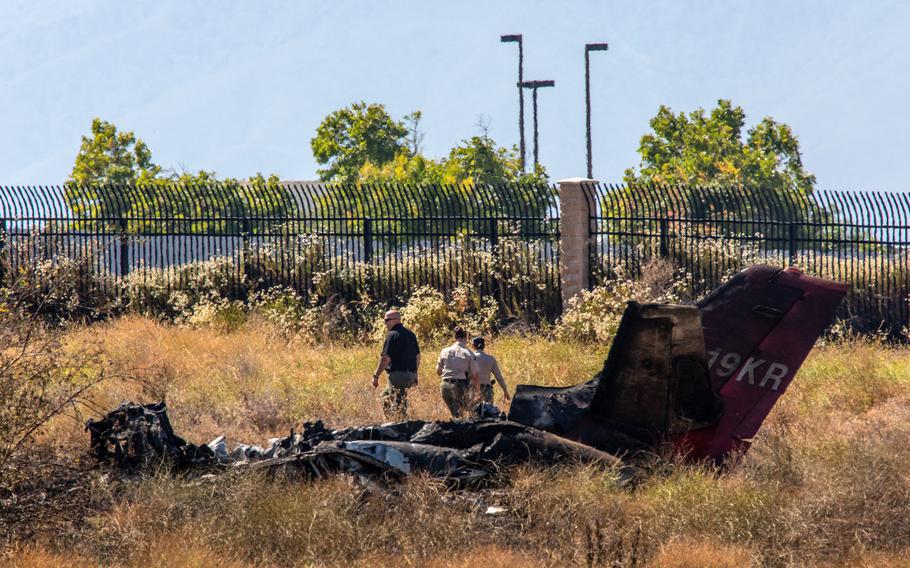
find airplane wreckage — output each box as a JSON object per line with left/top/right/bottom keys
{"left": 88, "top": 266, "right": 849, "bottom": 484}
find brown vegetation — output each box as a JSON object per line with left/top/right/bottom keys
{"left": 2, "top": 316, "right": 910, "bottom": 566}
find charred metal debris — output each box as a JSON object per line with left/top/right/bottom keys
{"left": 87, "top": 402, "right": 628, "bottom": 486}
{"left": 87, "top": 266, "right": 847, "bottom": 484}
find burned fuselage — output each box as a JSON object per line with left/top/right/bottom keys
{"left": 87, "top": 402, "right": 630, "bottom": 485}
{"left": 508, "top": 303, "right": 723, "bottom": 457}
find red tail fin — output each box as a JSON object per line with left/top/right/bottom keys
{"left": 675, "top": 266, "right": 849, "bottom": 462}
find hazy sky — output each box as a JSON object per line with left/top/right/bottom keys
{"left": 2, "top": 1, "right": 908, "bottom": 191}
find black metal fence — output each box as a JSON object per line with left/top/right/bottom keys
{"left": 0, "top": 183, "right": 562, "bottom": 321}
{"left": 587, "top": 183, "right": 910, "bottom": 334}
{"left": 0, "top": 182, "right": 907, "bottom": 333}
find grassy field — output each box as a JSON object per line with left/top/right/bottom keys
{"left": 3, "top": 316, "right": 910, "bottom": 567}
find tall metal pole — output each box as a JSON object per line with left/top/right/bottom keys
{"left": 532, "top": 86, "right": 539, "bottom": 167}
{"left": 585, "top": 42, "right": 608, "bottom": 179}
{"left": 585, "top": 48, "right": 592, "bottom": 179}
{"left": 501, "top": 34, "right": 525, "bottom": 171}
{"left": 520, "top": 80, "right": 555, "bottom": 168}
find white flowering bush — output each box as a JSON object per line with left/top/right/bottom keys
{"left": 393, "top": 284, "right": 502, "bottom": 343}
{"left": 123, "top": 256, "right": 241, "bottom": 319}
{"left": 399, "top": 287, "right": 451, "bottom": 342}
{"left": 556, "top": 260, "right": 692, "bottom": 344}
{"left": 2, "top": 234, "right": 120, "bottom": 321}
{"left": 247, "top": 287, "right": 307, "bottom": 335}
{"left": 449, "top": 284, "right": 499, "bottom": 337}
{"left": 182, "top": 295, "right": 246, "bottom": 332}
{"left": 11, "top": 222, "right": 909, "bottom": 338}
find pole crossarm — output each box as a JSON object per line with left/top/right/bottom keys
{"left": 501, "top": 33, "right": 526, "bottom": 172}
{"left": 519, "top": 80, "right": 555, "bottom": 167}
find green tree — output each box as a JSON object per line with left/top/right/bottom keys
{"left": 441, "top": 135, "right": 547, "bottom": 186}
{"left": 359, "top": 152, "right": 445, "bottom": 185}
{"left": 66, "top": 118, "right": 285, "bottom": 231}
{"left": 352, "top": 134, "right": 550, "bottom": 240}
{"left": 358, "top": 135, "right": 548, "bottom": 187}
{"left": 614, "top": 100, "right": 825, "bottom": 270}
{"left": 310, "top": 102, "right": 409, "bottom": 183}
{"left": 624, "top": 99, "right": 815, "bottom": 196}
{"left": 69, "top": 118, "right": 162, "bottom": 186}
{"left": 66, "top": 118, "right": 162, "bottom": 220}
{"left": 167, "top": 171, "right": 287, "bottom": 234}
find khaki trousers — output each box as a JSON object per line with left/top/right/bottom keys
{"left": 441, "top": 380, "right": 471, "bottom": 418}
{"left": 380, "top": 371, "right": 417, "bottom": 419}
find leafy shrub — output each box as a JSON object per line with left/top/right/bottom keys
{"left": 247, "top": 287, "right": 307, "bottom": 335}
{"left": 2, "top": 234, "right": 120, "bottom": 322}
{"left": 182, "top": 295, "right": 247, "bottom": 332}
{"left": 296, "top": 296, "right": 381, "bottom": 344}
{"left": 449, "top": 284, "right": 499, "bottom": 337}
{"left": 395, "top": 285, "right": 502, "bottom": 343}
{"left": 0, "top": 293, "right": 105, "bottom": 494}
{"left": 123, "top": 256, "right": 241, "bottom": 319}
{"left": 399, "top": 287, "right": 452, "bottom": 342}
{"left": 556, "top": 260, "right": 692, "bottom": 344}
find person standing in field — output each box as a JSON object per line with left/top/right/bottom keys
{"left": 471, "top": 336, "right": 510, "bottom": 405}
{"left": 372, "top": 309, "right": 420, "bottom": 419}
{"left": 436, "top": 327, "right": 480, "bottom": 418}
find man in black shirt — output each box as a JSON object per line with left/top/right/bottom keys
{"left": 372, "top": 309, "right": 421, "bottom": 419}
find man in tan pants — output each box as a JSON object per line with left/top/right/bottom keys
{"left": 372, "top": 310, "right": 420, "bottom": 419}
{"left": 436, "top": 327, "right": 479, "bottom": 418}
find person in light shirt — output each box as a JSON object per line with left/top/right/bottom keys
{"left": 471, "top": 336, "right": 510, "bottom": 404}
{"left": 436, "top": 327, "right": 479, "bottom": 418}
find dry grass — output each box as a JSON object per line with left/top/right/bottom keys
{"left": 43, "top": 315, "right": 608, "bottom": 447}
{"left": 5, "top": 317, "right": 910, "bottom": 567}
{"left": 650, "top": 539, "right": 759, "bottom": 567}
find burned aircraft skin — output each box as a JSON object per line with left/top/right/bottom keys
{"left": 87, "top": 401, "right": 216, "bottom": 470}
{"left": 87, "top": 402, "right": 630, "bottom": 486}
{"left": 508, "top": 303, "right": 723, "bottom": 457}
{"left": 88, "top": 265, "right": 847, "bottom": 482}
{"left": 508, "top": 265, "right": 849, "bottom": 463}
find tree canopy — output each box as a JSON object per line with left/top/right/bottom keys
{"left": 358, "top": 135, "right": 548, "bottom": 187}
{"left": 310, "top": 102, "right": 409, "bottom": 183}
{"left": 69, "top": 118, "right": 162, "bottom": 187}
{"left": 624, "top": 99, "right": 815, "bottom": 196}
{"left": 444, "top": 135, "right": 546, "bottom": 186}
{"left": 66, "top": 118, "right": 283, "bottom": 230}
{"left": 311, "top": 102, "right": 548, "bottom": 187}
{"left": 312, "top": 103, "right": 551, "bottom": 238}
{"left": 65, "top": 106, "right": 553, "bottom": 238}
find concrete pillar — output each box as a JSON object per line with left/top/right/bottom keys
{"left": 559, "top": 178, "right": 596, "bottom": 307}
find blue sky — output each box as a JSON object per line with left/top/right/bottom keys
{"left": 2, "top": 1, "right": 908, "bottom": 191}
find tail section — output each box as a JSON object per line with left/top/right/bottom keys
{"left": 509, "top": 265, "right": 848, "bottom": 464}
{"left": 675, "top": 266, "right": 849, "bottom": 461}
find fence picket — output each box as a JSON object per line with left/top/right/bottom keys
{"left": 0, "top": 182, "right": 907, "bottom": 333}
